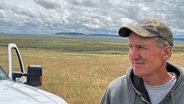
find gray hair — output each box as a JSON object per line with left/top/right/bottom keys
{"left": 155, "top": 37, "right": 171, "bottom": 48}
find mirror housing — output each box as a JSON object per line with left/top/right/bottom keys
{"left": 26, "top": 65, "right": 42, "bottom": 86}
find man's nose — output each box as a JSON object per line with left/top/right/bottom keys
{"left": 129, "top": 48, "right": 139, "bottom": 60}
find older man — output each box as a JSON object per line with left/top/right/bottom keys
{"left": 100, "top": 18, "right": 184, "bottom": 104}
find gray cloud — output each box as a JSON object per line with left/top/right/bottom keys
{"left": 0, "top": 0, "right": 183, "bottom": 35}
{"left": 34, "top": 0, "right": 64, "bottom": 9}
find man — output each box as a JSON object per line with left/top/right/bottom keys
{"left": 100, "top": 18, "right": 184, "bottom": 104}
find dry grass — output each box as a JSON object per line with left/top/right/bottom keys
{"left": 170, "top": 53, "right": 184, "bottom": 65}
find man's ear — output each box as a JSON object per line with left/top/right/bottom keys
{"left": 163, "top": 46, "right": 172, "bottom": 60}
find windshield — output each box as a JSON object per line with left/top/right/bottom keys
{"left": 0, "top": 66, "right": 9, "bottom": 80}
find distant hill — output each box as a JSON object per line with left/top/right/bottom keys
{"left": 55, "top": 32, "right": 119, "bottom": 37}
{"left": 56, "top": 32, "right": 85, "bottom": 36}
{"left": 174, "top": 38, "right": 184, "bottom": 41}
{"left": 174, "top": 35, "right": 184, "bottom": 42}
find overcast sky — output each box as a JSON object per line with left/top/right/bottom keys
{"left": 0, "top": 0, "right": 184, "bottom": 35}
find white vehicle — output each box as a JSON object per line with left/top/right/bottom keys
{"left": 0, "top": 43, "right": 67, "bottom": 104}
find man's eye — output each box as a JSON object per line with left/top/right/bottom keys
{"left": 137, "top": 46, "right": 145, "bottom": 49}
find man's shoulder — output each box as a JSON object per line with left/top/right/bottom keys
{"left": 108, "top": 75, "right": 128, "bottom": 88}
{"left": 109, "top": 68, "right": 133, "bottom": 88}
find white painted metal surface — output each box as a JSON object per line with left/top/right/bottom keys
{"left": 0, "top": 80, "right": 67, "bottom": 104}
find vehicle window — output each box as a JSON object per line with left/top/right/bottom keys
{"left": 0, "top": 66, "right": 9, "bottom": 80}
{"left": 12, "top": 49, "right": 22, "bottom": 72}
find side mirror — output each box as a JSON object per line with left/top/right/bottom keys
{"left": 26, "top": 65, "right": 42, "bottom": 86}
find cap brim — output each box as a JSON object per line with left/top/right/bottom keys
{"left": 118, "top": 27, "right": 131, "bottom": 37}
{"left": 118, "top": 26, "right": 157, "bottom": 38}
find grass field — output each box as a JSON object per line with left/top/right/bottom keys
{"left": 0, "top": 34, "right": 184, "bottom": 104}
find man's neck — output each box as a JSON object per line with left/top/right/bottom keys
{"left": 142, "top": 71, "right": 173, "bottom": 86}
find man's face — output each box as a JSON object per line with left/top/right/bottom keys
{"left": 128, "top": 32, "right": 166, "bottom": 77}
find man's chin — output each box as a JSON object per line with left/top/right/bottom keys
{"left": 132, "top": 68, "right": 144, "bottom": 77}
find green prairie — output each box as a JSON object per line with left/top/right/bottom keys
{"left": 0, "top": 34, "right": 184, "bottom": 104}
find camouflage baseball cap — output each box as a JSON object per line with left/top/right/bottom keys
{"left": 118, "top": 18, "right": 173, "bottom": 47}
